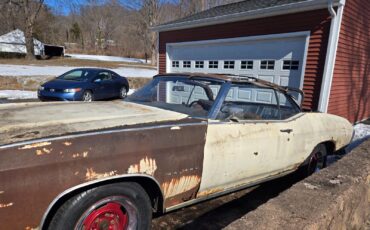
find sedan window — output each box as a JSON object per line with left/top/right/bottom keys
{"left": 96, "top": 72, "right": 112, "bottom": 81}
{"left": 57, "top": 69, "right": 93, "bottom": 81}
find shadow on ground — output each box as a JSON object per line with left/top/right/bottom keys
{"left": 153, "top": 172, "right": 304, "bottom": 230}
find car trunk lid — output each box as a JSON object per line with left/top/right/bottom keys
{"left": 0, "top": 101, "right": 188, "bottom": 146}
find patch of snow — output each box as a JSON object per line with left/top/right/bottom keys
{"left": 346, "top": 123, "right": 370, "bottom": 152}
{"left": 0, "top": 90, "right": 37, "bottom": 99}
{"left": 66, "top": 53, "right": 151, "bottom": 64}
{"left": 128, "top": 89, "right": 135, "bottom": 95}
{"left": 352, "top": 123, "right": 370, "bottom": 142}
{"left": 0, "top": 64, "right": 157, "bottom": 78}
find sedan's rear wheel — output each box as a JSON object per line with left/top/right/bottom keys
{"left": 48, "top": 182, "right": 152, "bottom": 230}
{"left": 82, "top": 91, "right": 93, "bottom": 102}
{"left": 119, "top": 87, "right": 128, "bottom": 99}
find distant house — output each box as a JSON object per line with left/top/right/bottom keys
{"left": 153, "top": 0, "right": 369, "bottom": 123}
{"left": 0, "top": 29, "right": 64, "bottom": 58}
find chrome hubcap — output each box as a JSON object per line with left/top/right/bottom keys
{"left": 83, "top": 92, "right": 92, "bottom": 102}
{"left": 120, "top": 88, "right": 127, "bottom": 98}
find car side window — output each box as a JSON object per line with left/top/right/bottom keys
{"left": 110, "top": 72, "right": 119, "bottom": 80}
{"left": 216, "top": 84, "right": 281, "bottom": 121}
{"left": 276, "top": 91, "right": 301, "bottom": 119}
{"left": 96, "top": 72, "right": 112, "bottom": 81}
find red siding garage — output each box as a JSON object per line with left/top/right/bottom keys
{"left": 155, "top": 0, "right": 369, "bottom": 123}
{"left": 329, "top": 0, "right": 370, "bottom": 123}
{"left": 159, "top": 9, "right": 331, "bottom": 111}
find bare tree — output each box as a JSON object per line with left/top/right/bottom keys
{"left": 122, "top": 0, "right": 160, "bottom": 65}
{"left": 23, "top": 0, "right": 45, "bottom": 59}
{"left": 2, "top": 0, "right": 45, "bottom": 59}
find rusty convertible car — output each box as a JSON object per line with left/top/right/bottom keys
{"left": 0, "top": 73, "right": 353, "bottom": 230}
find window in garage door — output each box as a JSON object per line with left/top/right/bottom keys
{"left": 241, "top": 60, "right": 253, "bottom": 69}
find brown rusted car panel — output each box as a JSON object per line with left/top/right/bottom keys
{"left": 0, "top": 119, "right": 207, "bottom": 230}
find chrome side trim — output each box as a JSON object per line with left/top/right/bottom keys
{"left": 39, "top": 174, "right": 164, "bottom": 230}
{"left": 0, "top": 121, "right": 207, "bottom": 149}
{"left": 165, "top": 168, "right": 296, "bottom": 213}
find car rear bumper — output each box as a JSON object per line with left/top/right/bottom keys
{"left": 38, "top": 90, "right": 83, "bottom": 101}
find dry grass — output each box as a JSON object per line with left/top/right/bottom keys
{"left": 127, "top": 77, "right": 151, "bottom": 89}
{"left": 0, "top": 76, "right": 151, "bottom": 91}
{"left": 0, "top": 57, "right": 156, "bottom": 70}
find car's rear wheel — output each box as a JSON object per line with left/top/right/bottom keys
{"left": 82, "top": 91, "right": 93, "bottom": 102}
{"left": 48, "top": 182, "right": 152, "bottom": 230}
{"left": 119, "top": 87, "right": 128, "bottom": 99}
{"left": 299, "top": 144, "right": 327, "bottom": 177}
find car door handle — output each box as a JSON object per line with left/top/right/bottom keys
{"left": 280, "top": 129, "right": 293, "bottom": 133}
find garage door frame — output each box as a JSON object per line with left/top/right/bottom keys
{"left": 165, "top": 31, "right": 310, "bottom": 91}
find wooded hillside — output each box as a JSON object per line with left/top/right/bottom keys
{"left": 0, "top": 0, "right": 242, "bottom": 63}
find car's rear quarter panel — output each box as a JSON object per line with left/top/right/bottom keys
{"left": 0, "top": 120, "right": 207, "bottom": 230}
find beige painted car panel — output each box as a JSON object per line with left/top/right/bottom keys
{"left": 197, "top": 112, "right": 353, "bottom": 198}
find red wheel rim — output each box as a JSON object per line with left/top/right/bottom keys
{"left": 82, "top": 202, "right": 128, "bottom": 230}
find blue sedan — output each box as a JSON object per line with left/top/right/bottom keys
{"left": 38, "top": 68, "right": 129, "bottom": 102}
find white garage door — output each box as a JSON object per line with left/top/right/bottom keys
{"left": 166, "top": 32, "right": 309, "bottom": 91}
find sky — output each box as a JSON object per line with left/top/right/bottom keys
{"left": 44, "top": 0, "right": 119, "bottom": 14}
{"left": 44, "top": 0, "right": 179, "bottom": 15}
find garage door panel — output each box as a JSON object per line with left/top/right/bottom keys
{"left": 279, "top": 76, "right": 289, "bottom": 86}
{"left": 258, "top": 75, "right": 274, "bottom": 83}
{"left": 237, "top": 89, "right": 252, "bottom": 101}
{"left": 167, "top": 34, "right": 307, "bottom": 91}
{"left": 256, "top": 91, "right": 274, "bottom": 103}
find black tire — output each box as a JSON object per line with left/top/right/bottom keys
{"left": 298, "top": 144, "right": 327, "bottom": 177}
{"left": 119, "top": 87, "right": 128, "bottom": 99}
{"left": 48, "top": 182, "right": 152, "bottom": 230}
{"left": 82, "top": 90, "right": 93, "bottom": 102}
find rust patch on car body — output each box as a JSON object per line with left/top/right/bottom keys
{"left": 35, "top": 148, "right": 53, "bottom": 156}
{"left": 18, "top": 142, "right": 51, "bottom": 150}
{"left": 25, "top": 226, "right": 39, "bottom": 230}
{"left": 162, "top": 175, "right": 201, "bottom": 198}
{"left": 0, "top": 202, "right": 13, "bottom": 208}
{"left": 128, "top": 157, "right": 158, "bottom": 176}
{"left": 63, "top": 141, "right": 72, "bottom": 146}
{"left": 197, "top": 187, "right": 224, "bottom": 197}
{"left": 85, "top": 168, "right": 118, "bottom": 181}
{"left": 72, "top": 151, "right": 88, "bottom": 158}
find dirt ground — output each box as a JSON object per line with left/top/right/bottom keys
{"left": 0, "top": 57, "right": 155, "bottom": 69}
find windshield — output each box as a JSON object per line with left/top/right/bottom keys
{"left": 57, "top": 69, "right": 95, "bottom": 81}
{"left": 126, "top": 77, "right": 223, "bottom": 117}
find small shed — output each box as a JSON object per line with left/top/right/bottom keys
{"left": 0, "top": 29, "right": 64, "bottom": 58}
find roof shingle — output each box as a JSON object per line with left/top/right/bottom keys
{"left": 160, "top": 0, "right": 311, "bottom": 26}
